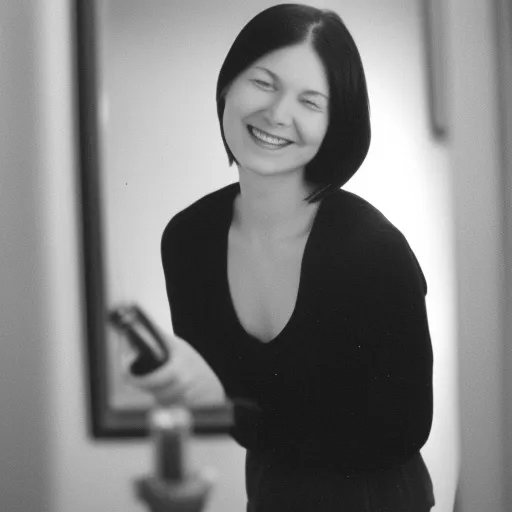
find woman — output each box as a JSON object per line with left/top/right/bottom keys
{"left": 127, "top": 4, "right": 435, "bottom": 511}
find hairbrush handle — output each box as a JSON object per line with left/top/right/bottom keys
{"left": 109, "top": 304, "right": 170, "bottom": 376}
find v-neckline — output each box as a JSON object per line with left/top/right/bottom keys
{"left": 221, "top": 183, "right": 325, "bottom": 347}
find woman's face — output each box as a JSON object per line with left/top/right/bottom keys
{"left": 222, "top": 43, "right": 330, "bottom": 178}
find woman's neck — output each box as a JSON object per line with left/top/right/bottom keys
{"left": 232, "top": 169, "right": 320, "bottom": 242}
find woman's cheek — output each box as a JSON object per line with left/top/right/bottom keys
{"left": 300, "top": 118, "right": 328, "bottom": 147}
{"left": 232, "top": 82, "right": 265, "bottom": 112}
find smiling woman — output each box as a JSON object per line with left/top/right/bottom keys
{"left": 216, "top": 4, "right": 371, "bottom": 202}
{"left": 120, "top": 3, "right": 436, "bottom": 512}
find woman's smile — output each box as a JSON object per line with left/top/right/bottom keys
{"left": 247, "top": 124, "right": 294, "bottom": 149}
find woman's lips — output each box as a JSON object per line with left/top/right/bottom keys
{"left": 247, "top": 124, "right": 294, "bottom": 148}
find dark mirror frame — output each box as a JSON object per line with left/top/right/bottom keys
{"left": 74, "top": 0, "right": 231, "bottom": 439}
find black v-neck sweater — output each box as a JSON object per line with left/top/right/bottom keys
{"left": 161, "top": 182, "right": 433, "bottom": 476}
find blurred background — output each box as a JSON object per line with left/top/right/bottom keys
{"left": 0, "top": 0, "right": 510, "bottom": 511}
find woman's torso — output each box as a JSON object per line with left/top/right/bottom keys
{"left": 161, "top": 183, "right": 435, "bottom": 509}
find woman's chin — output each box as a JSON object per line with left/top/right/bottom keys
{"left": 236, "top": 158, "right": 304, "bottom": 178}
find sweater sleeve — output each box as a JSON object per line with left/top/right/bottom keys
{"left": 352, "top": 227, "right": 433, "bottom": 467}
{"left": 160, "top": 217, "right": 195, "bottom": 344}
{"left": 160, "top": 214, "right": 220, "bottom": 363}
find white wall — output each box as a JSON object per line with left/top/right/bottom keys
{"left": 0, "top": 2, "right": 54, "bottom": 510}
{"left": 0, "top": 0, "right": 506, "bottom": 511}
{"left": 446, "top": 0, "right": 508, "bottom": 510}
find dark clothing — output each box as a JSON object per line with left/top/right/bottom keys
{"left": 246, "top": 450, "right": 434, "bottom": 512}
{"left": 161, "top": 182, "right": 435, "bottom": 511}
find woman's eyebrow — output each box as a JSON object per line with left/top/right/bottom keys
{"left": 253, "top": 66, "right": 329, "bottom": 100}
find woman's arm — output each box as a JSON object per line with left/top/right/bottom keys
{"left": 353, "top": 227, "right": 433, "bottom": 467}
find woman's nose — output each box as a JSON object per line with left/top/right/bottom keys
{"left": 264, "top": 93, "right": 294, "bottom": 127}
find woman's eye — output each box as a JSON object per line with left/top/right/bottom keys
{"left": 252, "top": 79, "right": 273, "bottom": 89}
{"left": 302, "top": 98, "right": 320, "bottom": 109}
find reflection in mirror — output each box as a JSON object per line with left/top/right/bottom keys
{"left": 77, "top": 1, "right": 455, "bottom": 508}
{"left": 76, "top": 0, "right": 242, "bottom": 437}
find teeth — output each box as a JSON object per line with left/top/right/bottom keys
{"left": 250, "top": 126, "right": 290, "bottom": 146}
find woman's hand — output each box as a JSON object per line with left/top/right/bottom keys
{"left": 121, "top": 332, "right": 226, "bottom": 407}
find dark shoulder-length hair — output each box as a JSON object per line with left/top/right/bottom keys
{"left": 216, "top": 3, "right": 371, "bottom": 203}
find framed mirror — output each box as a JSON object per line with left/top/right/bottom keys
{"left": 75, "top": 0, "right": 238, "bottom": 438}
